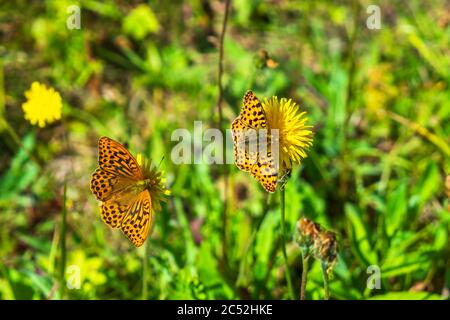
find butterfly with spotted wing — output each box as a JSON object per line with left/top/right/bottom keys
{"left": 90, "top": 137, "right": 167, "bottom": 247}
{"left": 231, "top": 91, "right": 289, "bottom": 193}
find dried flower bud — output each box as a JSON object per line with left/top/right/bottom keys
{"left": 295, "top": 217, "right": 322, "bottom": 256}
{"left": 314, "top": 230, "right": 338, "bottom": 274}
{"left": 295, "top": 217, "right": 339, "bottom": 274}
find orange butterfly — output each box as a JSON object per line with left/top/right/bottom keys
{"left": 231, "top": 91, "right": 285, "bottom": 193}
{"left": 90, "top": 137, "right": 167, "bottom": 247}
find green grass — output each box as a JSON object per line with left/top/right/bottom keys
{"left": 0, "top": 0, "right": 449, "bottom": 300}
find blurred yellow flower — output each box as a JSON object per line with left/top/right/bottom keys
{"left": 22, "top": 81, "right": 62, "bottom": 127}
{"left": 68, "top": 249, "right": 107, "bottom": 293}
{"left": 365, "top": 63, "right": 398, "bottom": 114}
{"left": 263, "top": 96, "right": 313, "bottom": 170}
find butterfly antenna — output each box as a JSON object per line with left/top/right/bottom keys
{"left": 157, "top": 156, "right": 165, "bottom": 169}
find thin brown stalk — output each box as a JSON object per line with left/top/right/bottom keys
{"left": 217, "top": 0, "right": 231, "bottom": 126}
{"left": 217, "top": 0, "right": 232, "bottom": 267}
{"left": 340, "top": 0, "right": 360, "bottom": 195}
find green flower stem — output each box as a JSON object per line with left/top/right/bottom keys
{"left": 280, "top": 189, "right": 295, "bottom": 299}
{"left": 300, "top": 251, "right": 309, "bottom": 300}
{"left": 142, "top": 239, "right": 150, "bottom": 300}
{"left": 236, "top": 194, "right": 270, "bottom": 287}
{"left": 59, "top": 183, "right": 67, "bottom": 299}
{"left": 321, "top": 261, "right": 330, "bottom": 300}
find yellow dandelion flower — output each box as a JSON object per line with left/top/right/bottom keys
{"left": 22, "top": 81, "right": 62, "bottom": 127}
{"left": 136, "top": 152, "right": 171, "bottom": 208}
{"left": 262, "top": 96, "right": 313, "bottom": 170}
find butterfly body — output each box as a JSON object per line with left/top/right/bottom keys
{"left": 90, "top": 136, "right": 165, "bottom": 247}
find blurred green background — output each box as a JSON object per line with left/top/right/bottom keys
{"left": 0, "top": 0, "right": 449, "bottom": 300}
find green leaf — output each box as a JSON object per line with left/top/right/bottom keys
{"left": 381, "top": 258, "right": 429, "bottom": 278}
{"left": 82, "top": 0, "right": 122, "bottom": 18}
{"left": 17, "top": 233, "right": 52, "bottom": 253}
{"left": 385, "top": 181, "right": 407, "bottom": 237}
{"left": 122, "top": 4, "right": 160, "bottom": 40}
{"left": 369, "top": 291, "right": 442, "bottom": 300}
{"left": 1, "top": 268, "right": 34, "bottom": 300}
{"left": 345, "top": 203, "right": 377, "bottom": 266}
{"left": 433, "top": 224, "right": 448, "bottom": 252}
{"left": 196, "top": 242, "right": 233, "bottom": 299}
{"left": 22, "top": 270, "right": 53, "bottom": 298}
{"left": 411, "top": 162, "right": 440, "bottom": 210}
{"left": 400, "top": 24, "right": 449, "bottom": 79}
{"left": 0, "top": 134, "right": 38, "bottom": 199}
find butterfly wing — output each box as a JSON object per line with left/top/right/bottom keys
{"left": 99, "top": 190, "right": 153, "bottom": 247}
{"left": 251, "top": 150, "right": 278, "bottom": 193}
{"left": 238, "top": 91, "right": 267, "bottom": 129}
{"left": 90, "top": 168, "right": 137, "bottom": 202}
{"left": 100, "top": 197, "right": 130, "bottom": 228}
{"left": 120, "top": 190, "right": 153, "bottom": 247}
{"left": 90, "top": 137, "right": 144, "bottom": 201}
{"left": 232, "top": 91, "right": 280, "bottom": 192}
{"left": 231, "top": 91, "right": 267, "bottom": 171}
{"left": 231, "top": 118, "right": 258, "bottom": 172}
{"left": 98, "top": 136, "right": 144, "bottom": 180}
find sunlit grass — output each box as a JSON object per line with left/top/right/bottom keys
{"left": 0, "top": 0, "right": 448, "bottom": 301}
